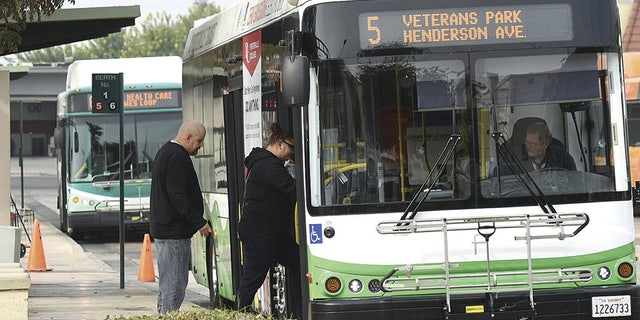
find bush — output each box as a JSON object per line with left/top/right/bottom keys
{"left": 104, "top": 309, "right": 268, "bottom": 320}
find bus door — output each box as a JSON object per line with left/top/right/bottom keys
{"left": 223, "top": 88, "right": 245, "bottom": 296}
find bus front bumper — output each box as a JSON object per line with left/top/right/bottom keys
{"left": 68, "top": 210, "right": 150, "bottom": 231}
{"left": 310, "top": 285, "right": 640, "bottom": 320}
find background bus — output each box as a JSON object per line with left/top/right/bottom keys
{"left": 54, "top": 56, "right": 182, "bottom": 237}
{"left": 184, "top": 0, "right": 639, "bottom": 319}
{"left": 624, "top": 52, "right": 640, "bottom": 214}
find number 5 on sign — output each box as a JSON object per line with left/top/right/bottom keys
{"left": 367, "top": 16, "right": 380, "bottom": 45}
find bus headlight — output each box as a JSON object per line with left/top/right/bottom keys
{"left": 618, "top": 262, "right": 634, "bottom": 279}
{"left": 597, "top": 266, "right": 611, "bottom": 281}
{"left": 348, "top": 279, "right": 362, "bottom": 293}
{"left": 72, "top": 197, "right": 79, "bottom": 203}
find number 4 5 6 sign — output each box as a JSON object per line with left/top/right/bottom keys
{"left": 92, "top": 73, "right": 123, "bottom": 113}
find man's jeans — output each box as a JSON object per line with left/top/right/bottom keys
{"left": 155, "top": 238, "right": 191, "bottom": 314}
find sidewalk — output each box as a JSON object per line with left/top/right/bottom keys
{"left": 11, "top": 157, "right": 209, "bottom": 319}
{"left": 23, "top": 219, "right": 208, "bottom": 320}
{"left": 10, "top": 156, "right": 57, "bottom": 177}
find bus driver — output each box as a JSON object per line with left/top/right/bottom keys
{"left": 523, "top": 121, "right": 576, "bottom": 172}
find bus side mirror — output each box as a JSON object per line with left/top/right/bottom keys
{"left": 281, "top": 55, "right": 309, "bottom": 107}
{"left": 54, "top": 127, "right": 64, "bottom": 149}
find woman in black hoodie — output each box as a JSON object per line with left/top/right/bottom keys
{"left": 237, "top": 122, "right": 301, "bottom": 318}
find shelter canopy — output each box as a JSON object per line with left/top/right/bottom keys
{"left": 3, "top": 5, "right": 140, "bottom": 55}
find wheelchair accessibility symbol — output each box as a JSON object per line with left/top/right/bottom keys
{"left": 309, "top": 224, "right": 323, "bottom": 244}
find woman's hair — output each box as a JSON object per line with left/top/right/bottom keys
{"left": 267, "top": 122, "right": 292, "bottom": 145}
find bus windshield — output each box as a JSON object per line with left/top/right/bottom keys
{"left": 476, "top": 52, "right": 616, "bottom": 199}
{"left": 68, "top": 113, "right": 180, "bottom": 183}
{"left": 312, "top": 56, "right": 468, "bottom": 206}
{"left": 309, "top": 50, "right": 620, "bottom": 209}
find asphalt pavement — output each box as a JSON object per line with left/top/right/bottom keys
{"left": 10, "top": 157, "right": 209, "bottom": 320}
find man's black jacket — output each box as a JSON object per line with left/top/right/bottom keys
{"left": 150, "top": 141, "right": 206, "bottom": 239}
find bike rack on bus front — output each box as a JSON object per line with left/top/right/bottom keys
{"left": 376, "top": 213, "right": 590, "bottom": 315}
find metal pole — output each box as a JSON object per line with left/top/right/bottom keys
{"left": 118, "top": 73, "right": 125, "bottom": 289}
{"left": 19, "top": 101, "right": 24, "bottom": 209}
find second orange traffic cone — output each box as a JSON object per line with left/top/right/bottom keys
{"left": 137, "top": 233, "right": 156, "bottom": 282}
{"left": 26, "top": 219, "right": 53, "bottom": 272}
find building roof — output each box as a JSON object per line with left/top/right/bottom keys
{"left": 624, "top": 0, "right": 640, "bottom": 51}
{"left": 620, "top": 2, "right": 633, "bottom": 37}
{"left": 3, "top": 5, "right": 140, "bottom": 55}
{"left": 8, "top": 64, "right": 68, "bottom": 101}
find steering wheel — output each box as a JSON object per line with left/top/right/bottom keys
{"left": 531, "top": 167, "right": 575, "bottom": 194}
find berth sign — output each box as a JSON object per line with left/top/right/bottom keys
{"left": 92, "top": 73, "right": 123, "bottom": 113}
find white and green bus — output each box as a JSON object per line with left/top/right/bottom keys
{"left": 183, "top": 0, "right": 640, "bottom": 318}
{"left": 55, "top": 56, "right": 183, "bottom": 237}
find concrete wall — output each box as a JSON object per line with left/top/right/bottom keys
{"left": 0, "top": 263, "right": 30, "bottom": 320}
{"left": 0, "top": 71, "right": 9, "bottom": 226}
{"left": 0, "top": 226, "right": 20, "bottom": 263}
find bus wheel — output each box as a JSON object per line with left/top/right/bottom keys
{"left": 59, "top": 209, "right": 68, "bottom": 233}
{"left": 271, "top": 264, "right": 288, "bottom": 319}
{"left": 68, "top": 228, "right": 85, "bottom": 240}
{"left": 206, "top": 232, "right": 221, "bottom": 309}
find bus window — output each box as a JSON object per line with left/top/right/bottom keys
{"left": 475, "top": 52, "right": 615, "bottom": 198}
{"left": 68, "top": 113, "right": 180, "bottom": 183}
{"left": 312, "top": 57, "right": 470, "bottom": 207}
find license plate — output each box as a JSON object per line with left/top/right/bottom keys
{"left": 592, "top": 295, "right": 631, "bottom": 318}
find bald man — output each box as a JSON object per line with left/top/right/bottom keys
{"left": 150, "top": 120, "right": 212, "bottom": 314}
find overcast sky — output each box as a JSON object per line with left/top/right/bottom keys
{"left": 0, "top": 0, "right": 235, "bottom": 63}
{"left": 63, "top": 0, "right": 237, "bottom": 19}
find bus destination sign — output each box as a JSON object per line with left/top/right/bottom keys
{"left": 70, "top": 89, "right": 181, "bottom": 113}
{"left": 123, "top": 90, "right": 180, "bottom": 109}
{"left": 358, "top": 4, "right": 573, "bottom": 49}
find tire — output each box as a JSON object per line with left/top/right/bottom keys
{"left": 58, "top": 193, "right": 68, "bottom": 233}
{"left": 270, "top": 264, "right": 289, "bottom": 319}
{"left": 59, "top": 212, "right": 68, "bottom": 233}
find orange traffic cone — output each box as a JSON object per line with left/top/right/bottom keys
{"left": 26, "top": 219, "right": 53, "bottom": 272}
{"left": 137, "top": 233, "right": 156, "bottom": 282}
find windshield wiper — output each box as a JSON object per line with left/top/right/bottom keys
{"left": 492, "top": 132, "right": 557, "bottom": 215}
{"left": 399, "top": 134, "right": 460, "bottom": 221}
